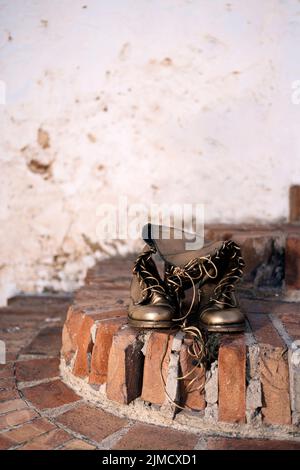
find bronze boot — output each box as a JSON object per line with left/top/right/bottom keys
{"left": 127, "top": 246, "right": 176, "bottom": 329}
{"left": 197, "top": 240, "right": 245, "bottom": 332}
{"left": 144, "top": 224, "right": 245, "bottom": 333}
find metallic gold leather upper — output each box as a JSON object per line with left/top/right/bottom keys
{"left": 200, "top": 307, "right": 244, "bottom": 326}
{"left": 128, "top": 246, "right": 176, "bottom": 326}
{"left": 128, "top": 224, "right": 246, "bottom": 332}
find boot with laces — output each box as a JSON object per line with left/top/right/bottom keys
{"left": 127, "top": 245, "right": 177, "bottom": 329}
{"left": 130, "top": 224, "right": 245, "bottom": 333}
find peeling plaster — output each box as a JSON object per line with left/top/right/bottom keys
{"left": 0, "top": 0, "right": 300, "bottom": 303}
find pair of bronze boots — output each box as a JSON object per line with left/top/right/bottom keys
{"left": 128, "top": 224, "right": 245, "bottom": 333}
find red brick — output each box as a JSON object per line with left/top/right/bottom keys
{"left": 18, "top": 428, "right": 71, "bottom": 450}
{"left": 15, "top": 358, "right": 60, "bottom": 383}
{"left": 60, "top": 439, "right": 96, "bottom": 450}
{"left": 0, "top": 408, "right": 38, "bottom": 430}
{"left": 206, "top": 227, "right": 283, "bottom": 285}
{"left": 0, "top": 399, "right": 28, "bottom": 415}
{"left": 289, "top": 185, "right": 300, "bottom": 223}
{"left": 0, "top": 388, "right": 20, "bottom": 402}
{"left": 74, "top": 298, "right": 129, "bottom": 310}
{"left": 0, "top": 418, "right": 55, "bottom": 447}
{"left": 69, "top": 304, "right": 127, "bottom": 318}
{"left": 6, "top": 352, "right": 19, "bottom": 362}
{"left": 85, "top": 262, "right": 133, "bottom": 282}
{"left": 0, "top": 434, "right": 14, "bottom": 450}
{"left": 247, "top": 313, "right": 285, "bottom": 347}
{"left": 0, "top": 377, "right": 16, "bottom": 390}
{"left": 0, "top": 320, "right": 37, "bottom": 345}
{"left": 233, "top": 232, "right": 277, "bottom": 281}
{"left": 0, "top": 363, "right": 14, "bottom": 379}
{"left": 218, "top": 334, "right": 246, "bottom": 424}
{"left": 179, "top": 341, "right": 205, "bottom": 411}
{"left": 0, "top": 302, "right": 68, "bottom": 320}
{"left": 84, "top": 306, "right": 128, "bottom": 319}
{"left": 106, "top": 326, "right": 144, "bottom": 404}
{"left": 247, "top": 313, "right": 291, "bottom": 425}
{"left": 113, "top": 423, "right": 198, "bottom": 450}
{"left": 89, "top": 318, "right": 127, "bottom": 385}
{"left": 61, "top": 306, "right": 85, "bottom": 362}
{"left": 141, "top": 331, "right": 174, "bottom": 405}
{"left": 61, "top": 304, "right": 127, "bottom": 377}
{"left": 74, "top": 288, "right": 129, "bottom": 309}
{"left": 56, "top": 403, "right": 127, "bottom": 442}
{"left": 260, "top": 345, "right": 291, "bottom": 425}
{"left": 22, "top": 326, "right": 62, "bottom": 356}
{"left": 70, "top": 308, "right": 128, "bottom": 379}
{"left": 21, "top": 379, "right": 80, "bottom": 410}
{"left": 241, "top": 298, "right": 300, "bottom": 315}
{"left": 282, "top": 223, "right": 300, "bottom": 235}
{"left": 3, "top": 334, "right": 37, "bottom": 355}
{"left": 285, "top": 235, "right": 300, "bottom": 289}
{"left": 204, "top": 224, "right": 236, "bottom": 242}
{"left": 207, "top": 437, "right": 300, "bottom": 450}
{"left": 277, "top": 312, "right": 300, "bottom": 341}
{"left": 72, "top": 314, "right": 97, "bottom": 378}
{"left": 87, "top": 280, "right": 130, "bottom": 290}
{"left": 7, "top": 293, "right": 71, "bottom": 305}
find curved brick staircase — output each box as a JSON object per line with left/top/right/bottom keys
{"left": 60, "top": 223, "right": 300, "bottom": 438}
{"left": 1, "top": 224, "right": 300, "bottom": 448}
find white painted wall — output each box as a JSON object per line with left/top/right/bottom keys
{"left": 0, "top": 0, "right": 300, "bottom": 303}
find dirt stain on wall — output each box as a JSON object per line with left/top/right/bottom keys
{"left": 37, "top": 128, "right": 50, "bottom": 149}
{"left": 27, "top": 159, "right": 52, "bottom": 176}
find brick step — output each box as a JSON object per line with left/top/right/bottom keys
{"left": 60, "top": 255, "right": 300, "bottom": 429}
{"left": 204, "top": 223, "right": 300, "bottom": 291}
{"left": 81, "top": 222, "right": 300, "bottom": 291}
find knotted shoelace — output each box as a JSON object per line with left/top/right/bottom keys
{"left": 132, "top": 240, "right": 244, "bottom": 410}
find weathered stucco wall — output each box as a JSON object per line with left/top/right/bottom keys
{"left": 0, "top": 0, "right": 300, "bottom": 303}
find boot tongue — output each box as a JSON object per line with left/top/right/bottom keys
{"left": 166, "top": 242, "right": 224, "bottom": 267}
{"left": 142, "top": 223, "right": 223, "bottom": 267}
{"left": 143, "top": 223, "right": 201, "bottom": 256}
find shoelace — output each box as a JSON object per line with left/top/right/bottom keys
{"left": 200, "top": 241, "right": 245, "bottom": 315}
{"left": 166, "top": 240, "right": 245, "bottom": 322}
{"left": 167, "top": 255, "right": 219, "bottom": 323}
{"left": 132, "top": 240, "right": 244, "bottom": 411}
{"left": 133, "top": 247, "right": 168, "bottom": 305}
{"left": 159, "top": 326, "right": 220, "bottom": 411}
{"left": 132, "top": 247, "right": 211, "bottom": 409}
{"left": 159, "top": 241, "right": 244, "bottom": 410}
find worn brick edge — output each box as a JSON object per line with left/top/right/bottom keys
{"left": 60, "top": 353, "right": 300, "bottom": 441}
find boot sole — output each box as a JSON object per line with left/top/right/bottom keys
{"left": 128, "top": 318, "right": 173, "bottom": 329}
{"left": 199, "top": 321, "right": 245, "bottom": 333}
